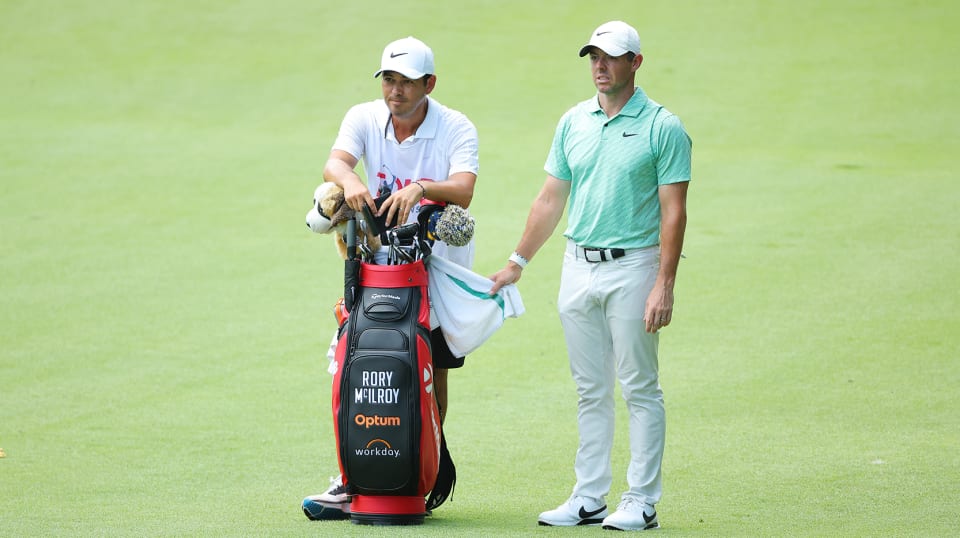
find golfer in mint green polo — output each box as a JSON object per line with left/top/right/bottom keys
{"left": 489, "top": 20, "right": 691, "bottom": 531}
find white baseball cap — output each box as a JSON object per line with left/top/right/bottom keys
{"left": 578, "top": 21, "right": 641, "bottom": 57}
{"left": 374, "top": 36, "right": 435, "bottom": 79}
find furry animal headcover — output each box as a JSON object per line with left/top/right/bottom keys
{"left": 306, "top": 183, "right": 381, "bottom": 259}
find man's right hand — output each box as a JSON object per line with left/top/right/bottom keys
{"left": 342, "top": 176, "right": 375, "bottom": 214}
{"left": 488, "top": 263, "right": 523, "bottom": 295}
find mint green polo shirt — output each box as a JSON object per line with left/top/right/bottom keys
{"left": 545, "top": 87, "right": 691, "bottom": 249}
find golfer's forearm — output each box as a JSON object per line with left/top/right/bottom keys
{"left": 515, "top": 197, "right": 564, "bottom": 262}
{"left": 657, "top": 212, "right": 686, "bottom": 287}
{"left": 656, "top": 181, "right": 688, "bottom": 287}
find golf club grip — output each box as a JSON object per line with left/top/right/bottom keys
{"left": 391, "top": 222, "right": 419, "bottom": 240}
{"left": 346, "top": 218, "right": 357, "bottom": 260}
{"left": 361, "top": 204, "right": 384, "bottom": 236}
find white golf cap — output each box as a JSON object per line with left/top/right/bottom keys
{"left": 578, "top": 20, "right": 641, "bottom": 57}
{"left": 374, "top": 36, "right": 435, "bottom": 79}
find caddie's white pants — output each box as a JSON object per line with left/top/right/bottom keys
{"left": 558, "top": 239, "right": 665, "bottom": 507}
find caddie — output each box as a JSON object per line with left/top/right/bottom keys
{"left": 302, "top": 35, "right": 479, "bottom": 520}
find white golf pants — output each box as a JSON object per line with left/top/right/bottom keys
{"left": 557, "top": 240, "right": 665, "bottom": 507}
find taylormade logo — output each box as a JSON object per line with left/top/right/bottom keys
{"left": 371, "top": 293, "right": 402, "bottom": 301}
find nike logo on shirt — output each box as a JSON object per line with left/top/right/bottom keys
{"left": 622, "top": 132, "right": 639, "bottom": 137}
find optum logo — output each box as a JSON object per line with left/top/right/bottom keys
{"left": 354, "top": 413, "right": 401, "bottom": 429}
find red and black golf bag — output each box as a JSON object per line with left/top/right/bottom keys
{"left": 330, "top": 219, "right": 452, "bottom": 525}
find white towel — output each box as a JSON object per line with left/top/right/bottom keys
{"left": 426, "top": 255, "right": 525, "bottom": 357}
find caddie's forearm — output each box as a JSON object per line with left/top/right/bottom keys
{"left": 323, "top": 159, "right": 363, "bottom": 190}
{"left": 422, "top": 172, "right": 476, "bottom": 208}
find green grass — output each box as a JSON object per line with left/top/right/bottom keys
{"left": 2, "top": 0, "right": 958, "bottom": 536}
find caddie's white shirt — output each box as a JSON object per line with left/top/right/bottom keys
{"left": 333, "top": 96, "right": 478, "bottom": 268}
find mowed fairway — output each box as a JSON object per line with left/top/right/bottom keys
{"left": 1, "top": 1, "right": 957, "bottom": 536}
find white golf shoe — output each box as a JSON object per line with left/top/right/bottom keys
{"left": 537, "top": 495, "right": 608, "bottom": 526}
{"left": 601, "top": 497, "right": 659, "bottom": 531}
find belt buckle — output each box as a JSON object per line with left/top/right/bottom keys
{"left": 582, "top": 247, "right": 604, "bottom": 263}
{"left": 580, "top": 246, "right": 626, "bottom": 262}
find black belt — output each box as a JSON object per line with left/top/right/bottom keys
{"left": 576, "top": 246, "right": 626, "bottom": 263}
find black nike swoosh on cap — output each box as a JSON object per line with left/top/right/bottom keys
{"left": 578, "top": 505, "right": 607, "bottom": 519}
{"left": 389, "top": 52, "right": 408, "bottom": 58}
{"left": 596, "top": 31, "right": 612, "bottom": 36}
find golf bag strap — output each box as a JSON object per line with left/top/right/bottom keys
{"left": 425, "top": 430, "right": 456, "bottom": 511}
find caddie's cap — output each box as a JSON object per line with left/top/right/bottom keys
{"left": 374, "top": 36, "right": 435, "bottom": 79}
{"left": 578, "top": 21, "right": 641, "bottom": 57}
